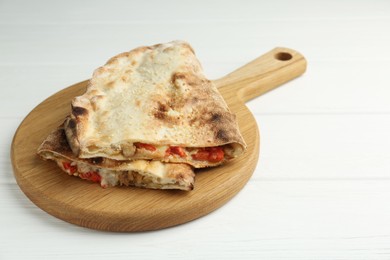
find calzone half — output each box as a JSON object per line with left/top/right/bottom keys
{"left": 38, "top": 123, "right": 195, "bottom": 191}
{"left": 65, "top": 40, "right": 246, "bottom": 168}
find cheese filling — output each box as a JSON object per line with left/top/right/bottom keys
{"left": 85, "top": 142, "right": 240, "bottom": 164}
{"left": 117, "top": 143, "right": 237, "bottom": 163}
{"left": 54, "top": 157, "right": 182, "bottom": 189}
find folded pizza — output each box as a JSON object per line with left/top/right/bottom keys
{"left": 65, "top": 40, "right": 246, "bottom": 168}
{"left": 38, "top": 124, "right": 195, "bottom": 191}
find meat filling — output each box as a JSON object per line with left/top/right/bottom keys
{"left": 133, "top": 142, "right": 232, "bottom": 163}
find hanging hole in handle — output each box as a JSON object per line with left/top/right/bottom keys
{"left": 275, "top": 52, "right": 293, "bottom": 61}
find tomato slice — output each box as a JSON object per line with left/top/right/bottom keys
{"left": 79, "top": 171, "right": 101, "bottom": 183}
{"left": 207, "top": 147, "right": 225, "bottom": 162}
{"left": 134, "top": 142, "right": 156, "bottom": 152}
{"left": 62, "top": 161, "right": 77, "bottom": 174}
{"left": 166, "top": 146, "right": 186, "bottom": 157}
{"left": 191, "top": 150, "right": 210, "bottom": 161}
{"left": 191, "top": 147, "right": 225, "bottom": 163}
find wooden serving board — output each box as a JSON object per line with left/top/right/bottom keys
{"left": 11, "top": 47, "right": 306, "bottom": 232}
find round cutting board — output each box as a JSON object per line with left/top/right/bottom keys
{"left": 11, "top": 47, "right": 306, "bottom": 232}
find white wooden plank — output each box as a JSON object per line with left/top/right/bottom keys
{"left": 254, "top": 114, "right": 390, "bottom": 180}
{"left": 1, "top": 0, "right": 389, "bottom": 24}
{"left": 2, "top": 180, "right": 390, "bottom": 259}
{"left": 1, "top": 117, "right": 25, "bottom": 185}
{"left": 1, "top": 18, "right": 390, "bottom": 65}
{"left": 0, "top": 65, "right": 92, "bottom": 118}
{"left": 246, "top": 60, "right": 390, "bottom": 114}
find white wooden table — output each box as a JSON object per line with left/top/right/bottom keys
{"left": 1, "top": 0, "right": 390, "bottom": 259}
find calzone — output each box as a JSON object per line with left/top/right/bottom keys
{"left": 65, "top": 41, "right": 246, "bottom": 168}
{"left": 38, "top": 123, "right": 195, "bottom": 191}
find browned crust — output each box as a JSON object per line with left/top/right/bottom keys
{"left": 63, "top": 117, "right": 80, "bottom": 156}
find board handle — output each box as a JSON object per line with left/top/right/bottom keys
{"left": 214, "top": 47, "right": 307, "bottom": 102}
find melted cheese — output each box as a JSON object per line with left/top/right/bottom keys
{"left": 54, "top": 157, "right": 184, "bottom": 188}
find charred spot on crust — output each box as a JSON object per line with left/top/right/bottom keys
{"left": 216, "top": 129, "right": 230, "bottom": 142}
{"left": 42, "top": 128, "right": 74, "bottom": 155}
{"left": 153, "top": 110, "right": 165, "bottom": 120}
{"left": 90, "top": 157, "right": 103, "bottom": 164}
{"left": 171, "top": 72, "right": 205, "bottom": 91}
{"left": 72, "top": 106, "right": 88, "bottom": 117}
{"left": 188, "top": 77, "right": 209, "bottom": 87}
{"left": 171, "top": 72, "right": 186, "bottom": 83}
{"left": 153, "top": 101, "right": 175, "bottom": 120}
{"left": 210, "top": 113, "right": 222, "bottom": 123}
{"left": 188, "top": 116, "right": 197, "bottom": 126}
{"left": 158, "top": 102, "right": 169, "bottom": 112}
{"left": 153, "top": 102, "right": 168, "bottom": 120}
{"left": 59, "top": 129, "right": 70, "bottom": 148}
{"left": 67, "top": 118, "right": 76, "bottom": 129}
